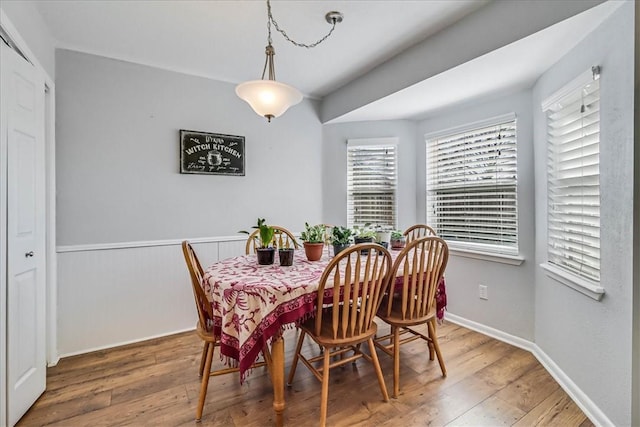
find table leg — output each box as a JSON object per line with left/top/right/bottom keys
{"left": 271, "top": 334, "right": 285, "bottom": 427}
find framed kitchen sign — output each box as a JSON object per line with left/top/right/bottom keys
{"left": 179, "top": 130, "right": 245, "bottom": 176}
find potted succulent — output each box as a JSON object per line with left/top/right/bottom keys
{"left": 331, "top": 226, "right": 353, "bottom": 256}
{"left": 239, "top": 218, "right": 276, "bottom": 265}
{"left": 390, "top": 230, "right": 406, "bottom": 250}
{"left": 300, "top": 222, "right": 326, "bottom": 261}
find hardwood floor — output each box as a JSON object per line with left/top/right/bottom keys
{"left": 18, "top": 322, "right": 593, "bottom": 426}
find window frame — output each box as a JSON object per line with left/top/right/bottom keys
{"left": 540, "top": 67, "right": 604, "bottom": 300}
{"left": 346, "top": 137, "right": 398, "bottom": 230}
{"left": 425, "top": 113, "right": 522, "bottom": 264}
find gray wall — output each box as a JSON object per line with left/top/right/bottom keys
{"left": 532, "top": 3, "right": 635, "bottom": 425}
{"left": 0, "top": 0, "right": 55, "bottom": 79}
{"left": 56, "top": 50, "right": 323, "bottom": 246}
{"left": 417, "top": 90, "right": 536, "bottom": 341}
{"left": 322, "top": 120, "right": 418, "bottom": 230}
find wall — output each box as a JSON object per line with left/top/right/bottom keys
{"left": 55, "top": 50, "right": 323, "bottom": 355}
{"left": 417, "top": 90, "right": 536, "bottom": 341}
{"left": 0, "top": 0, "right": 55, "bottom": 79}
{"left": 321, "top": 120, "right": 418, "bottom": 229}
{"left": 532, "top": 2, "right": 635, "bottom": 425}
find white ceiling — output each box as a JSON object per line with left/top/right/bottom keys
{"left": 33, "top": 0, "right": 620, "bottom": 122}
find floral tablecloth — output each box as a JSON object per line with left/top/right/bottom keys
{"left": 202, "top": 249, "right": 447, "bottom": 381}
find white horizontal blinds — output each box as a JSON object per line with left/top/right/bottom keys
{"left": 426, "top": 117, "right": 518, "bottom": 254}
{"left": 545, "top": 75, "right": 600, "bottom": 281}
{"left": 347, "top": 143, "right": 397, "bottom": 229}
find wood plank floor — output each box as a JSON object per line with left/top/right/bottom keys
{"left": 17, "top": 322, "right": 593, "bottom": 426}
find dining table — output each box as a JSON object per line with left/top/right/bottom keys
{"left": 201, "top": 248, "right": 446, "bottom": 426}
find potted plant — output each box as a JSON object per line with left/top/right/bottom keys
{"left": 353, "top": 223, "right": 377, "bottom": 245}
{"left": 300, "top": 223, "right": 326, "bottom": 261}
{"left": 352, "top": 223, "right": 377, "bottom": 254}
{"left": 390, "top": 230, "right": 406, "bottom": 250}
{"left": 331, "top": 226, "right": 353, "bottom": 256}
{"left": 277, "top": 231, "right": 295, "bottom": 266}
{"left": 239, "top": 218, "right": 276, "bottom": 265}
{"left": 375, "top": 225, "right": 392, "bottom": 248}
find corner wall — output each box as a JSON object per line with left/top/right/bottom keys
{"left": 532, "top": 3, "right": 635, "bottom": 425}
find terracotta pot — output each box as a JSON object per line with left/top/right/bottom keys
{"left": 278, "top": 248, "right": 294, "bottom": 266}
{"left": 303, "top": 242, "right": 324, "bottom": 261}
{"left": 256, "top": 248, "right": 275, "bottom": 265}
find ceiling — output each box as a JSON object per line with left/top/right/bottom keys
{"left": 33, "top": 0, "right": 620, "bottom": 122}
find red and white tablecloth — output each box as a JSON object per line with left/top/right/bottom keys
{"left": 202, "top": 249, "right": 446, "bottom": 381}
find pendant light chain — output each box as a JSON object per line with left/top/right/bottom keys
{"left": 267, "top": 0, "right": 339, "bottom": 49}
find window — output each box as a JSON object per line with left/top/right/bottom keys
{"left": 347, "top": 138, "right": 397, "bottom": 229}
{"left": 543, "top": 69, "right": 600, "bottom": 283}
{"left": 426, "top": 114, "right": 518, "bottom": 255}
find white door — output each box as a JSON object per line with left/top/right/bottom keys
{"left": 1, "top": 42, "right": 47, "bottom": 426}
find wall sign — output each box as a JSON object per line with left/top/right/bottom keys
{"left": 180, "top": 129, "right": 245, "bottom": 176}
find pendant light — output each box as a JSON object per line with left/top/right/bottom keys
{"left": 235, "top": 0, "right": 343, "bottom": 122}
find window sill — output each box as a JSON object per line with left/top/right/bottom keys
{"left": 448, "top": 247, "right": 524, "bottom": 266}
{"left": 540, "top": 262, "right": 604, "bottom": 301}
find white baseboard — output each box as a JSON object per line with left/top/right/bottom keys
{"left": 445, "top": 313, "right": 613, "bottom": 427}
{"left": 56, "top": 326, "right": 195, "bottom": 360}
{"left": 445, "top": 313, "right": 535, "bottom": 352}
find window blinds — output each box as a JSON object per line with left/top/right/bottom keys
{"left": 347, "top": 143, "right": 397, "bottom": 228}
{"left": 545, "top": 76, "right": 600, "bottom": 281}
{"left": 426, "top": 118, "right": 518, "bottom": 254}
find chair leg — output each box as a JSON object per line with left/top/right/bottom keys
{"left": 427, "top": 327, "right": 435, "bottom": 360}
{"left": 427, "top": 319, "right": 447, "bottom": 377}
{"left": 287, "top": 330, "right": 306, "bottom": 386}
{"left": 368, "top": 338, "right": 389, "bottom": 402}
{"left": 196, "top": 342, "right": 214, "bottom": 421}
{"left": 392, "top": 326, "right": 400, "bottom": 398}
{"left": 319, "top": 348, "right": 331, "bottom": 427}
{"left": 199, "top": 342, "right": 209, "bottom": 377}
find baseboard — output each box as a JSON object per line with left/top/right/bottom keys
{"left": 445, "top": 313, "right": 535, "bottom": 352}
{"left": 531, "top": 344, "right": 615, "bottom": 427}
{"left": 445, "top": 312, "right": 613, "bottom": 427}
{"left": 56, "top": 326, "right": 196, "bottom": 360}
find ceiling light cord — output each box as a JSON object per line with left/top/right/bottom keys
{"left": 267, "top": 0, "right": 340, "bottom": 49}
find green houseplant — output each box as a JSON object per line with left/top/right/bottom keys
{"left": 353, "top": 223, "right": 377, "bottom": 254}
{"left": 353, "top": 223, "right": 376, "bottom": 244}
{"left": 239, "top": 218, "right": 276, "bottom": 265}
{"left": 300, "top": 223, "right": 326, "bottom": 261}
{"left": 390, "top": 230, "right": 406, "bottom": 250}
{"left": 331, "top": 226, "right": 353, "bottom": 256}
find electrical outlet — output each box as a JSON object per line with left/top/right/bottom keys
{"left": 479, "top": 284, "right": 488, "bottom": 300}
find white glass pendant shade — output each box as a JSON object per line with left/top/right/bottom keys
{"left": 235, "top": 79, "right": 303, "bottom": 121}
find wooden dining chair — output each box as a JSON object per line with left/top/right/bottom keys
{"left": 244, "top": 225, "right": 300, "bottom": 254}
{"left": 403, "top": 224, "right": 437, "bottom": 243}
{"left": 374, "top": 236, "right": 449, "bottom": 398}
{"left": 182, "top": 241, "right": 272, "bottom": 421}
{"left": 286, "top": 243, "right": 392, "bottom": 427}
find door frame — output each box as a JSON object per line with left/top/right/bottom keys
{"left": 0, "top": 9, "right": 57, "bottom": 424}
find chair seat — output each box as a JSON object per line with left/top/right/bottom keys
{"left": 377, "top": 296, "right": 437, "bottom": 327}
{"left": 196, "top": 321, "right": 219, "bottom": 344}
{"left": 299, "top": 309, "right": 378, "bottom": 347}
